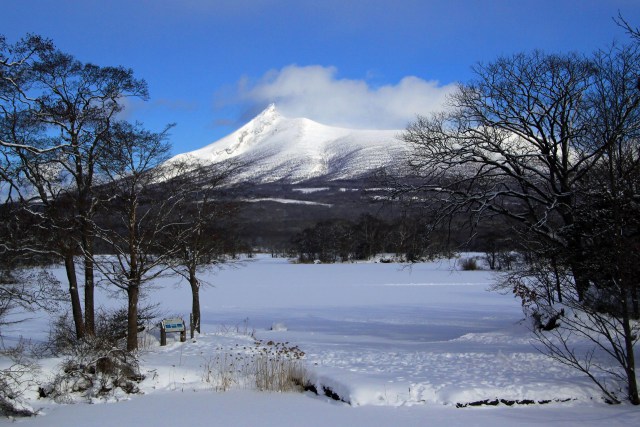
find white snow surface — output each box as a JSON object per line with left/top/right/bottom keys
{"left": 166, "top": 104, "right": 408, "bottom": 183}
{"left": 240, "top": 197, "right": 332, "bottom": 207}
{"left": 292, "top": 187, "right": 330, "bottom": 194}
{"left": 2, "top": 255, "right": 639, "bottom": 426}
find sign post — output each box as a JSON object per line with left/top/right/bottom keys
{"left": 160, "top": 317, "right": 186, "bottom": 346}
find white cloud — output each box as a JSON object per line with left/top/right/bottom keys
{"left": 236, "top": 65, "right": 456, "bottom": 130}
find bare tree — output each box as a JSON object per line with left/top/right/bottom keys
{"left": 402, "top": 43, "right": 640, "bottom": 403}
{"left": 561, "top": 42, "right": 640, "bottom": 403}
{"left": 1, "top": 34, "right": 149, "bottom": 337}
{"left": 29, "top": 47, "right": 148, "bottom": 337}
{"left": 162, "top": 160, "right": 241, "bottom": 334}
{"left": 94, "top": 121, "right": 181, "bottom": 351}
{"left": 403, "top": 50, "right": 601, "bottom": 298}
{"left": 616, "top": 13, "right": 640, "bottom": 44}
{"left": 0, "top": 34, "right": 55, "bottom": 157}
{"left": 0, "top": 34, "right": 86, "bottom": 337}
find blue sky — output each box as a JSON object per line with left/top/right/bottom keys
{"left": 2, "top": 0, "right": 639, "bottom": 154}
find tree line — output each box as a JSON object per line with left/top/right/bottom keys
{"left": 290, "top": 213, "right": 453, "bottom": 263}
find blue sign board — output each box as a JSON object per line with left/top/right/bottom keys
{"left": 162, "top": 318, "right": 185, "bottom": 333}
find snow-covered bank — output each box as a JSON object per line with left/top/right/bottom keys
{"left": 7, "top": 391, "right": 639, "bottom": 427}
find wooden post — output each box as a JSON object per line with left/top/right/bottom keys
{"left": 160, "top": 323, "right": 167, "bottom": 346}
{"left": 180, "top": 329, "right": 186, "bottom": 342}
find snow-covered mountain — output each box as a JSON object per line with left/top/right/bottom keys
{"left": 168, "top": 104, "right": 409, "bottom": 184}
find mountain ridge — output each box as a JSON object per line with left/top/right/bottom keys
{"left": 168, "top": 104, "right": 410, "bottom": 184}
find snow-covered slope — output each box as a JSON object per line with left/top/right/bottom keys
{"left": 168, "top": 104, "right": 408, "bottom": 183}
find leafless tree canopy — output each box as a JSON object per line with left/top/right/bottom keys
{"left": 403, "top": 41, "right": 640, "bottom": 403}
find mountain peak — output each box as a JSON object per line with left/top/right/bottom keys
{"left": 168, "top": 104, "right": 408, "bottom": 184}
{"left": 254, "top": 103, "right": 281, "bottom": 122}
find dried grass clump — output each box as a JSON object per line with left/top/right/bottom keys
{"left": 202, "top": 339, "right": 309, "bottom": 393}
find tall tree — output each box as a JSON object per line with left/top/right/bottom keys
{"left": 401, "top": 44, "right": 640, "bottom": 403}
{"left": 568, "top": 42, "right": 640, "bottom": 403}
{"left": 402, "top": 50, "right": 599, "bottom": 298}
{"left": 163, "top": 160, "right": 241, "bottom": 334}
{"left": 94, "top": 121, "right": 180, "bottom": 351}
{"left": 29, "top": 47, "right": 148, "bottom": 336}
{"left": 0, "top": 34, "right": 87, "bottom": 335}
{"left": 1, "top": 34, "right": 148, "bottom": 337}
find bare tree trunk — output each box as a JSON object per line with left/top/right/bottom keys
{"left": 622, "top": 289, "right": 640, "bottom": 405}
{"left": 189, "top": 267, "right": 201, "bottom": 334}
{"left": 126, "top": 195, "right": 140, "bottom": 352}
{"left": 126, "top": 283, "right": 139, "bottom": 351}
{"left": 83, "top": 232, "right": 95, "bottom": 336}
{"left": 566, "top": 235, "right": 589, "bottom": 302}
{"left": 550, "top": 256, "right": 563, "bottom": 304}
{"left": 63, "top": 251, "right": 85, "bottom": 339}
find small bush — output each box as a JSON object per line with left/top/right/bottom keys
{"left": 0, "top": 344, "right": 38, "bottom": 417}
{"left": 44, "top": 313, "right": 78, "bottom": 355}
{"left": 95, "top": 304, "right": 161, "bottom": 345}
{"left": 42, "top": 337, "right": 143, "bottom": 402}
{"left": 497, "top": 251, "right": 520, "bottom": 270}
{"left": 45, "top": 304, "right": 161, "bottom": 355}
{"left": 459, "top": 257, "right": 479, "bottom": 271}
{"left": 41, "top": 308, "right": 153, "bottom": 402}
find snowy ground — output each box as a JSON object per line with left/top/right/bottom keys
{"left": 2, "top": 255, "right": 639, "bottom": 426}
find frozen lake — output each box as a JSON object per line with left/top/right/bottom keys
{"left": 2, "top": 255, "right": 639, "bottom": 426}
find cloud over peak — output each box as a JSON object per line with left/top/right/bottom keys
{"left": 236, "top": 65, "right": 456, "bottom": 130}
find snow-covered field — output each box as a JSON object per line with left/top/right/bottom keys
{"left": 2, "top": 255, "right": 639, "bottom": 426}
